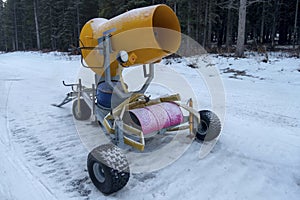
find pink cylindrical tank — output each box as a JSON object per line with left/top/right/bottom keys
{"left": 128, "top": 102, "right": 184, "bottom": 135}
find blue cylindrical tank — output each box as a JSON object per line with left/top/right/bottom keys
{"left": 96, "top": 81, "right": 120, "bottom": 108}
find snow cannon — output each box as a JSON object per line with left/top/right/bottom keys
{"left": 79, "top": 4, "right": 181, "bottom": 77}
{"left": 55, "top": 4, "right": 222, "bottom": 196}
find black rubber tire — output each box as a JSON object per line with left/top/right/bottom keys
{"left": 72, "top": 99, "right": 91, "bottom": 120}
{"left": 195, "top": 110, "right": 221, "bottom": 141}
{"left": 87, "top": 144, "right": 130, "bottom": 195}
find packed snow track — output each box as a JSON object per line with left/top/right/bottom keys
{"left": 0, "top": 52, "right": 299, "bottom": 200}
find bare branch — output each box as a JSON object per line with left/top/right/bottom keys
{"left": 247, "top": 0, "right": 266, "bottom": 7}
{"left": 216, "top": 0, "right": 239, "bottom": 10}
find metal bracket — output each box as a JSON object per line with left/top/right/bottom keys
{"left": 51, "top": 92, "right": 76, "bottom": 107}
{"left": 143, "top": 64, "right": 154, "bottom": 78}
{"left": 103, "top": 28, "right": 116, "bottom": 36}
{"left": 115, "top": 119, "right": 125, "bottom": 148}
{"left": 97, "top": 29, "right": 132, "bottom": 101}
{"left": 98, "top": 28, "right": 116, "bottom": 55}
{"left": 138, "top": 63, "right": 155, "bottom": 94}
{"left": 51, "top": 81, "right": 80, "bottom": 107}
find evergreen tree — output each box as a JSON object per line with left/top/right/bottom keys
{"left": 0, "top": 0, "right": 5, "bottom": 51}
{"left": 0, "top": 0, "right": 299, "bottom": 52}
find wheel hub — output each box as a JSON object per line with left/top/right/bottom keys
{"left": 199, "top": 120, "right": 208, "bottom": 135}
{"left": 93, "top": 163, "right": 105, "bottom": 183}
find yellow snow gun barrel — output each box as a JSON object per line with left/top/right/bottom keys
{"left": 79, "top": 4, "right": 181, "bottom": 77}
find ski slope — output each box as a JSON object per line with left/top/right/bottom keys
{"left": 0, "top": 52, "right": 299, "bottom": 200}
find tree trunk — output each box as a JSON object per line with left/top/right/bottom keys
{"left": 49, "top": 6, "right": 55, "bottom": 50}
{"left": 207, "top": 0, "right": 212, "bottom": 49}
{"left": 217, "top": 21, "right": 224, "bottom": 47}
{"left": 271, "top": 0, "right": 280, "bottom": 48}
{"left": 196, "top": 0, "right": 199, "bottom": 42}
{"left": 173, "top": 1, "right": 177, "bottom": 14}
{"left": 76, "top": 0, "right": 80, "bottom": 42}
{"left": 226, "top": 0, "right": 233, "bottom": 51}
{"left": 34, "top": 0, "right": 41, "bottom": 49}
{"left": 260, "top": 1, "right": 265, "bottom": 44}
{"left": 293, "top": 0, "right": 299, "bottom": 49}
{"left": 186, "top": 0, "right": 191, "bottom": 52}
{"left": 0, "top": 0, "right": 3, "bottom": 50}
{"left": 203, "top": 0, "right": 209, "bottom": 48}
{"left": 187, "top": 0, "right": 191, "bottom": 37}
{"left": 13, "top": 0, "right": 18, "bottom": 51}
{"left": 235, "top": 0, "right": 247, "bottom": 57}
{"left": 12, "top": 38, "right": 15, "bottom": 50}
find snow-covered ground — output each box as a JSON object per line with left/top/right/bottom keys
{"left": 0, "top": 51, "right": 299, "bottom": 200}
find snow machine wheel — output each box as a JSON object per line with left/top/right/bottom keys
{"left": 72, "top": 99, "right": 91, "bottom": 120}
{"left": 87, "top": 144, "right": 130, "bottom": 195}
{"left": 195, "top": 110, "right": 221, "bottom": 141}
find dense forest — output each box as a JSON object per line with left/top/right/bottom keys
{"left": 0, "top": 0, "right": 299, "bottom": 56}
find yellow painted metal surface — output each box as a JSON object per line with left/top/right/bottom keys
{"left": 79, "top": 4, "right": 181, "bottom": 76}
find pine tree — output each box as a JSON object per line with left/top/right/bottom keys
{"left": 2, "top": 0, "right": 15, "bottom": 51}
{"left": 0, "top": 0, "right": 299, "bottom": 52}
{"left": 0, "top": 0, "right": 4, "bottom": 51}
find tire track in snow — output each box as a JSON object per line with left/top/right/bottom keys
{"left": 0, "top": 81, "right": 58, "bottom": 200}
{"left": 8, "top": 110, "right": 94, "bottom": 199}
{"left": 5, "top": 77, "right": 96, "bottom": 199}
{"left": 231, "top": 106, "right": 299, "bottom": 128}
{"left": 1, "top": 52, "right": 97, "bottom": 199}
{"left": 0, "top": 81, "right": 12, "bottom": 147}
